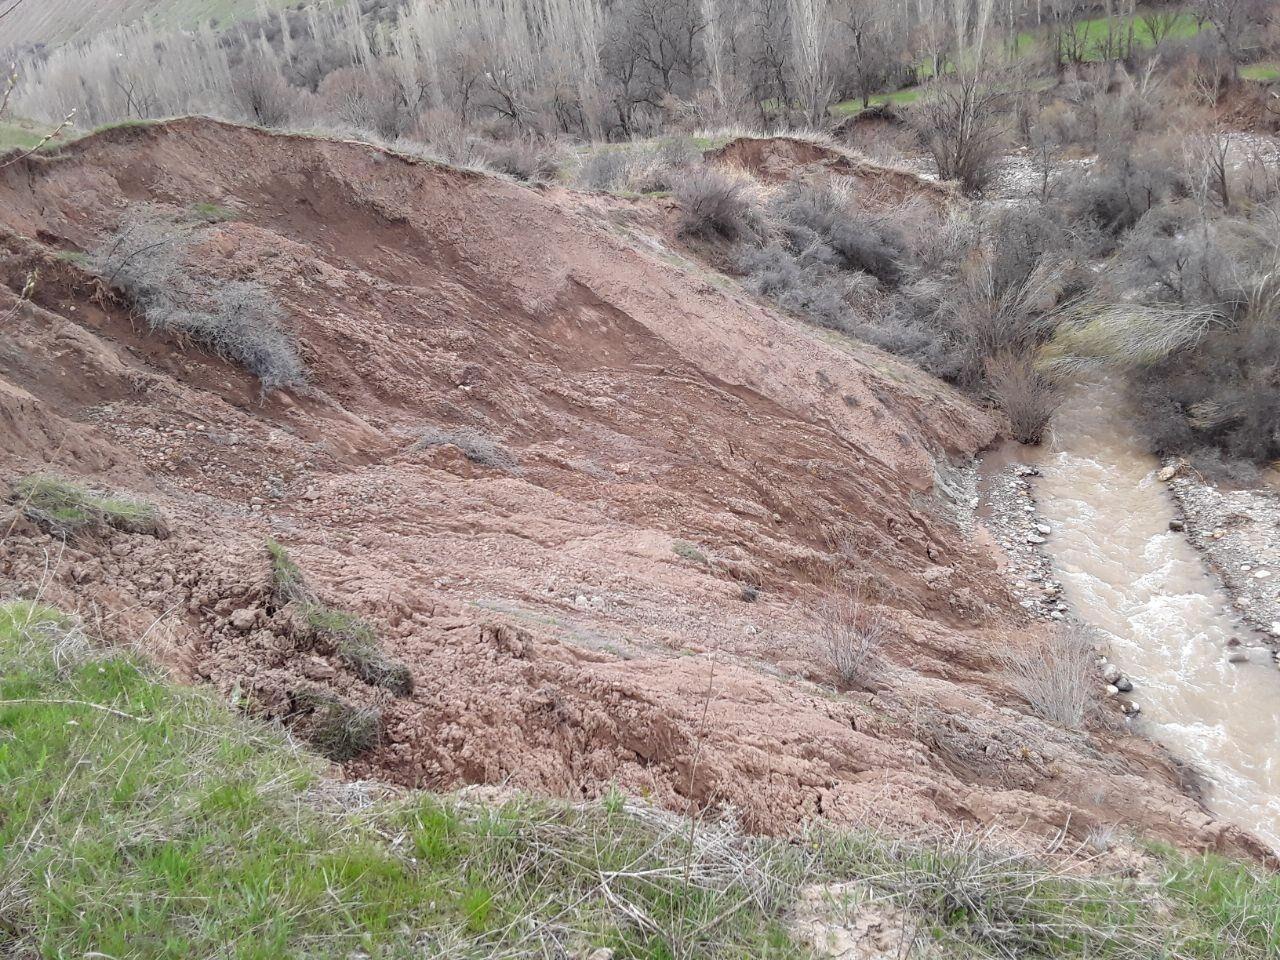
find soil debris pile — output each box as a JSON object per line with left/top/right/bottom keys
{"left": 0, "top": 118, "right": 1267, "bottom": 859}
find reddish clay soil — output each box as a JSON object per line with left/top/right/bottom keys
{"left": 707, "top": 135, "right": 955, "bottom": 209}
{"left": 0, "top": 118, "right": 1268, "bottom": 860}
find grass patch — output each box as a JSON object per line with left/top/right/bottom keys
{"left": 0, "top": 119, "right": 45, "bottom": 151}
{"left": 410, "top": 425, "right": 520, "bottom": 473}
{"left": 266, "top": 536, "right": 309, "bottom": 605}
{"left": 832, "top": 86, "right": 925, "bottom": 114}
{"left": 8, "top": 474, "right": 166, "bottom": 538}
{"left": 3, "top": 601, "right": 1280, "bottom": 957}
{"left": 54, "top": 249, "right": 91, "bottom": 267}
{"left": 672, "top": 539, "right": 709, "bottom": 564}
{"left": 266, "top": 539, "right": 413, "bottom": 696}
{"left": 305, "top": 606, "right": 414, "bottom": 696}
{"left": 0, "top": 601, "right": 803, "bottom": 957}
{"left": 1013, "top": 9, "right": 1203, "bottom": 59}
{"left": 189, "top": 201, "right": 239, "bottom": 222}
{"left": 1241, "top": 62, "right": 1280, "bottom": 81}
{"left": 290, "top": 685, "right": 382, "bottom": 761}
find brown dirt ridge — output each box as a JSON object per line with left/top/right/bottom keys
{"left": 0, "top": 116, "right": 1266, "bottom": 861}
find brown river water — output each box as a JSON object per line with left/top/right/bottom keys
{"left": 982, "top": 380, "right": 1280, "bottom": 852}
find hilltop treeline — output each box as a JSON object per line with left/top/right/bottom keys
{"left": 12, "top": 0, "right": 1274, "bottom": 139}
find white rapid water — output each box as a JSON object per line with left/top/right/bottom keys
{"left": 990, "top": 380, "right": 1280, "bottom": 852}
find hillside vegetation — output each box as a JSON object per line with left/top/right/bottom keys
{"left": 3, "top": 0, "right": 1280, "bottom": 955}
{"left": 4, "top": 600, "right": 1280, "bottom": 959}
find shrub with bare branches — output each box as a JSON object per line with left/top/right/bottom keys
{"left": 93, "top": 209, "right": 304, "bottom": 394}
{"left": 910, "top": 76, "right": 1006, "bottom": 196}
{"left": 986, "top": 352, "right": 1062, "bottom": 445}
{"left": 1000, "top": 624, "right": 1098, "bottom": 729}
{"left": 817, "top": 586, "right": 888, "bottom": 690}
{"left": 674, "top": 165, "right": 759, "bottom": 240}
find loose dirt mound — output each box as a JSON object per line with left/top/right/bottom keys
{"left": 707, "top": 135, "right": 954, "bottom": 208}
{"left": 0, "top": 118, "right": 1266, "bottom": 859}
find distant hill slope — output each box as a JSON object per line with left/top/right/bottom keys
{"left": 0, "top": 0, "right": 298, "bottom": 48}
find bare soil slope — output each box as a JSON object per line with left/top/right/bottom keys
{"left": 0, "top": 119, "right": 1265, "bottom": 859}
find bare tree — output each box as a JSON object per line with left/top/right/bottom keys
{"left": 1196, "top": 0, "right": 1270, "bottom": 77}
{"left": 790, "top": 0, "right": 833, "bottom": 126}
{"left": 834, "top": 0, "right": 898, "bottom": 109}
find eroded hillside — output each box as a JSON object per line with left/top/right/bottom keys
{"left": 0, "top": 119, "right": 1266, "bottom": 859}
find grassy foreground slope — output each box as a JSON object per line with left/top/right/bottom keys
{"left": 2, "top": 600, "right": 1280, "bottom": 958}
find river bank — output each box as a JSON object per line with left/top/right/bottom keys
{"left": 1162, "top": 462, "right": 1280, "bottom": 653}
{"left": 978, "top": 380, "right": 1280, "bottom": 852}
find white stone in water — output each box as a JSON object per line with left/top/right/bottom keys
{"left": 1254, "top": 570, "right": 1272, "bottom": 579}
{"left": 1035, "top": 523, "right": 1051, "bottom": 535}
{"left": 1271, "top": 622, "right": 1280, "bottom": 637}
{"left": 1026, "top": 534, "right": 1046, "bottom": 545}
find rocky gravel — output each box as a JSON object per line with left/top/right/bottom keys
{"left": 1162, "top": 460, "right": 1280, "bottom": 652}
{"left": 979, "top": 463, "right": 1068, "bottom": 623}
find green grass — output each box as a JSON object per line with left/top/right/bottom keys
{"left": 54, "top": 249, "right": 91, "bottom": 267}
{"left": 836, "top": 8, "right": 1208, "bottom": 115}
{"left": 2, "top": 600, "right": 1280, "bottom": 958}
{"left": 1014, "top": 9, "right": 1203, "bottom": 60}
{"left": 832, "top": 86, "right": 925, "bottom": 115}
{"left": 266, "top": 539, "right": 413, "bottom": 696}
{"left": 0, "top": 600, "right": 806, "bottom": 957}
{"left": 8, "top": 474, "right": 165, "bottom": 538}
{"left": 1241, "top": 62, "right": 1280, "bottom": 81}
{"left": 305, "top": 606, "right": 414, "bottom": 695}
{"left": 0, "top": 120, "right": 46, "bottom": 152}
{"left": 672, "top": 539, "right": 709, "bottom": 565}
{"left": 189, "top": 201, "right": 239, "bottom": 222}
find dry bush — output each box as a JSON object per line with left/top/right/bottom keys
{"left": 93, "top": 209, "right": 304, "bottom": 394}
{"left": 1000, "top": 624, "right": 1098, "bottom": 729}
{"left": 411, "top": 426, "right": 520, "bottom": 472}
{"left": 576, "top": 147, "right": 637, "bottom": 191}
{"left": 738, "top": 243, "right": 859, "bottom": 329}
{"left": 986, "top": 352, "right": 1061, "bottom": 445}
{"left": 1062, "top": 136, "right": 1188, "bottom": 235}
{"left": 674, "top": 165, "right": 760, "bottom": 240}
{"left": 817, "top": 586, "right": 888, "bottom": 690}
{"left": 768, "top": 181, "right": 907, "bottom": 283}
{"left": 481, "top": 136, "right": 563, "bottom": 183}
{"left": 232, "top": 57, "right": 297, "bottom": 128}
{"left": 910, "top": 77, "right": 1006, "bottom": 196}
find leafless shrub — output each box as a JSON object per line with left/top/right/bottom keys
{"left": 576, "top": 147, "right": 636, "bottom": 191}
{"left": 1062, "top": 136, "right": 1188, "bottom": 235}
{"left": 674, "top": 165, "right": 759, "bottom": 240}
{"left": 768, "top": 181, "right": 906, "bottom": 283}
{"left": 738, "top": 243, "right": 857, "bottom": 329}
{"left": 411, "top": 426, "right": 520, "bottom": 472}
{"left": 93, "top": 209, "right": 304, "bottom": 394}
{"left": 910, "top": 77, "right": 1006, "bottom": 196}
{"left": 1000, "top": 624, "right": 1098, "bottom": 729}
{"left": 817, "top": 586, "right": 888, "bottom": 690}
{"left": 231, "top": 57, "right": 297, "bottom": 128}
{"left": 481, "top": 136, "right": 563, "bottom": 183}
{"left": 986, "top": 352, "right": 1061, "bottom": 445}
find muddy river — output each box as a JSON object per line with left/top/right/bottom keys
{"left": 983, "top": 380, "right": 1280, "bottom": 851}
